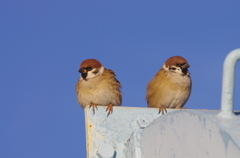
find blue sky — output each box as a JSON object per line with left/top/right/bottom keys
{"left": 1, "top": 1, "right": 240, "bottom": 157}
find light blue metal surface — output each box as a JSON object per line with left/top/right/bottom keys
{"left": 97, "top": 143, "right": 115, "bottom": 158}
{"left": 85, "top": 107, "right": 240, "bottom": 158}
{"left": 218, "top": 48, "right": 240, "bottom": 118}
{"left": 84, "top": 106, "right": 167, "bottom": 158}
{"left": 141, "top": 110, "right": 240, "bottom": 158}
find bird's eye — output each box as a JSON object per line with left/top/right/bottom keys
{"left": 87, "top": 67, "right": 92, "bottom": 71}
{"left": 169, "top": 67, "right": 176, "bottom": 70}
{"left": 176, "top": 63, "right": 185, "bottom": 67}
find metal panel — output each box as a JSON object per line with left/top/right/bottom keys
{"left": 141, "top": 110, "right": 240, "bottom": 158}
{"left": 85, "top": 107, "right": 240, "bottom": 158}
{"left": 85, "top": 106, "right": 168, "bottom": 157}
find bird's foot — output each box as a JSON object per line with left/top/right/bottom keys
{"left": 158, "top": 106, "right": 167, "bottom": 115}
{"left": 106, "top": 103, "right": 113, "bottom": 117}
{"left": 90, "top": 103, "right": 98, "bottom": 114}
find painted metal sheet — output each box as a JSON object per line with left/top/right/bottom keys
{"left": 84, "top": 106, "right": 240, "bottom": 158}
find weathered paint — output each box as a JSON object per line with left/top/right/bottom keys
{"left": 85, "top": 107, "right": 240, "bottom": 158}
{"left": 141, "top": 110, "right": 240, "bottom": 158}
{"left": 85, "top": 106, "right": 168, "bottom": 157}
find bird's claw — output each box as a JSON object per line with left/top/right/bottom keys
{"left": 158, "top": 106, "right": 167, "bottom": 115}
{"left": 90, "top": 103, "right": 98, "bottom": 114}
{"left": 106, "top": 104, "right": 113, "bottom": 117}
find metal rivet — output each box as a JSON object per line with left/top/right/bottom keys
{"left": 97, "top": 143, "right": 115, "bottom": 158}
{"left": 136, "top": 114, "right": 154, "bottom": 128}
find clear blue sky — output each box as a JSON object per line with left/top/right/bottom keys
{"left": 1, "top": 1, "right": 240, "bottom": 157}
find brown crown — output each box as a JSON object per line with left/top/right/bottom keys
{"left": 80, "top": 59, "right": 102, "bottom": 68}
{"left": 164, "top": 56, "right": 188, "bottom": 67}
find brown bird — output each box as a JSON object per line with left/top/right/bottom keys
{"left": 76, "top": 59, "right": 122, "bottom": 116}
{"left": 146, "top": 56, "right": 192, "bottom": 114}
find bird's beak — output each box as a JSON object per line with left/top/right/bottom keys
{"left": 182, "top": 63, "right": 190, "bottom": 69}
{"left": 79, "top": 68, "right": 87, "bottom": 74}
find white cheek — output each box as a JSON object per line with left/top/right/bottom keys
{"left": 176, "top": 67, "right": 182, "bottom": 74}
{"left": 86, "top": 66, "right": 105, "bottom": 80}
{"left": 86, "top": 71, "right": 95, "bottom": 79}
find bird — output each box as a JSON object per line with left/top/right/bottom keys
{"left": 146, "top": 56, "right": 192, "bottom": 114}
{"left": 76, "top": 59, "right": 122, "bottom": 116}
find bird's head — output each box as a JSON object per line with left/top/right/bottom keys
{"left": 78, "top": 59, "right": 105, "bottom": 80}
{"left": 163, "top": 56, "right": 190, "bottom": 76}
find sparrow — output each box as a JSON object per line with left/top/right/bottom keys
{"left": 146, "top": 56, "right": 192, "bottom": 114}
{"left": 76, "top": 59, "right": 122, "bottom": 116}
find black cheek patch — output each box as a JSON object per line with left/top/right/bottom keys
{"left": 92, "top": 70, "right": 99, "bottom": 74}
{"left": 81, "top": 73, "right": 88, "bottom": 80}
{"left": 182, "top": 69, "right": 188, "bottom": 75}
